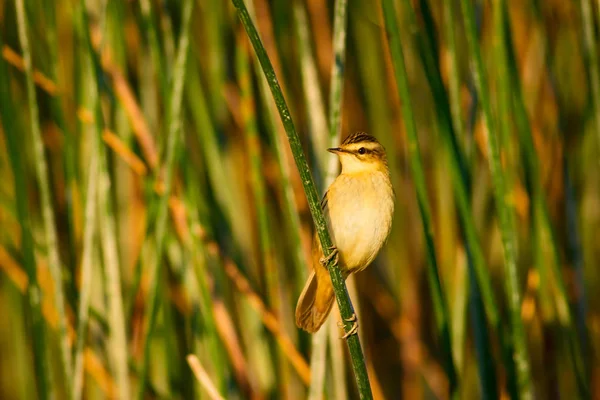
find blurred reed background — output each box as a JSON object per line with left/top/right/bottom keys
{"left": 0, "top": 0, "right": 598, "bottom": 398}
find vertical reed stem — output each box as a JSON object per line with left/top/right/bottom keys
{"left": 460, "top": 0, "right": 533, "bottom": 396}
{"left": 1, "top": 22, "right": 51, "bottom": 400}
{"left": 136, "top": 0, "right": 194, "bottom": 396}
{"left": 232, "top": 0, "right": 373, "bottom": 397}
{"left": 381, "top": 0, "right": 458, "bottom": 395}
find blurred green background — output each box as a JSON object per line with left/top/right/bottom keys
{"left": 0, "top": 0, "right": 598, "bottom": 398}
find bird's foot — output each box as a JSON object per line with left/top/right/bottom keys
{"left": 319, "top": 246, "right": 339, "bottom": 269}
{"left": 339, "top": 313, "right": 358, "bottom": 339}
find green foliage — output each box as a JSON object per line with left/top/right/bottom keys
{"left": 0, "top": 0, "right": 597, "bottom": 398}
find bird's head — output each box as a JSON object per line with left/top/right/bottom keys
{"left": 328, "top": 132, "right": 388, "bottom": 174}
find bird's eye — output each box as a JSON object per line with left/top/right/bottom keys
{"left": 358, "top": 147, "right": 366, "bottom": 155}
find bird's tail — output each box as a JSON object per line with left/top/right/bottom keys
{"left": 295, "top": 270, "right": 336, "bottom": 333}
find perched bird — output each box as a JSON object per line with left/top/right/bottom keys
{"left": 295, "top": 132, "right": 395, "bottom": 334}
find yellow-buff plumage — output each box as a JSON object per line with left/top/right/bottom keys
{"left": 295, "top": 132, "right": 395, "bottom": 333}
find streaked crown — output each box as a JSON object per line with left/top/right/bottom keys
{"left": 341, "top": 131, "right": 380, "bottom": 146}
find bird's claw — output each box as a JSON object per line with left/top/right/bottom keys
{"left": 319, "top": 246, "right": 339, "bottom": 269}
{"left": 340, "top": 313, "right": 358, "bottom": 339}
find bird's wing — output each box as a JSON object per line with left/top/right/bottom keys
{"left": 312, "top": 192, "right": 329, "bottom": 256}
{"left": 320, "top": 191, "right": 328, "bottom": 213}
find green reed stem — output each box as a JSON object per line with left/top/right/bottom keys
{"left": 325, "top": 0, "right": 350, "bottom": 392}
{"left": 183, "top": 171, "right": 228, "bottom": 394}
{"left": 460, "top": 0, "right": 533, "bottom": 397}
{"left": 72, "top": 1, "right": 108, "bottom": 398}
{"left": 293, "top": 1, "right": 329, "bottom": 191}
{"left": 399, "top": 0, "right": 498, "bottom": 325}
{"left": 232, "top": 0, "right": 372, "bottom": 397}
{"left": 98, "top": 148, "right": 131, "bottom": 400}
{"left": 502, "top": 5, "right": 589, "bottom": 396}
{"left": 72, "top": 132, "right": 99, "bottom": 400}
{"left": 580, "top": 0, "right": 600, "bottom": 158}
{"left": 293, "top": 4, "right": 330, "bottom": 391}
{"left": 43, "top": 0, "right": 80, "bottom": 318}
{"left": 0, "top": 24, "right": 51, "bottom": 400}
{"left": 400, "top": 0, "right": 470, "bottom": 178}
{"left": 249, "top": 21, "right": 308, "bottom": 303}
{"left": 139, "top": 0, "right": 168, "bottom": 103}
{"left": 294, "top": 0, "right": 348, "bottom": 395}
{"left": 381, "top": 0, "right": 458, "bottom": 395}
{"left": 468, "top": 262, "right": 499, "bottom": 399}
{"left": 185, "top": 66, "right": 236, "bottom": 227}
{"left": 243, "top": 0, "right": 309, "bottom": 300}
{"left": 443, "top": 1, "right": 466, "bottom": 153}
{"left": 101, "top": 9, "right": 134, "bottom": 395}
{"left": 136, "top": 0, "right": 193, "bottom": 397}
{"left": 326, "top": 0, "right": 348, "bottom": 184}
{"left": 237, "top": 29, "right": 289, "bottom": 386}
{"left": 442, "top": 0, "right": 469, "bottom": 380}
{"left": 15, "top": 0, "right": 71, "bottom": 396}
{"left": 237, "top": 35, "right": 271, "bottom": 298}
{"left": 205, "top": 0, "right": 227, "bottom": 123}
{"left": 403, "top": 0, "right": 508, "bottom": 394}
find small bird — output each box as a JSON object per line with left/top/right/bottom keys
{"left": 295, "top": 132, "right": 395, "bottom": 334}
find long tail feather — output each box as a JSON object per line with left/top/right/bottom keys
{"left": 295, "top": 270, "right": 336, "bottom": 332}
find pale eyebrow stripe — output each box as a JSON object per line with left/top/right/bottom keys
{"left": 344, "top": 142, "right": 382, "bottom": 153}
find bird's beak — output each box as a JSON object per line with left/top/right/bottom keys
{"left": 327, "top": 147, "right": 344, "bottom": 154}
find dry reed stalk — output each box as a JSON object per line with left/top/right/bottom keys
{"left": 187, "top": 355, "right": 226, "bottom": 400}
{"left": 197, "top": 230, "right": 311, "bottom": 385}
{"left": 2, "top": 46, "right": 59, "bottom": 94}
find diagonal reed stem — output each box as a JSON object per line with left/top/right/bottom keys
{"left": 380, "top": 0, "right": 458, "bottom": 396}
{"left": 232, "top": 0, "right": 373, "bottom": 397}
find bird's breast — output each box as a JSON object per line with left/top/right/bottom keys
{"left": 325, "top": 171, "right": 394, "bottom": 273}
